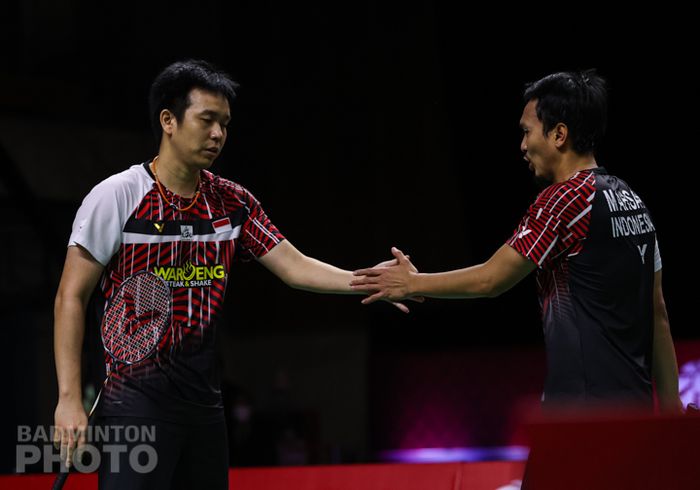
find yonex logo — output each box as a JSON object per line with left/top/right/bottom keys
{"left": 637, "top": 244, "right": 647, "bottom": 264}
{"left": 517, "top": 227, "right": 532, "bottom": 239}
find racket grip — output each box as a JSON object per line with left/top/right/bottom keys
{"left": 51, "top": 470, "right": 69, "bottom": 490}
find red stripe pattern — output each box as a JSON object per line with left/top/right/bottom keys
{"left": 99, "top": 169, "right": 284, "bottom": 415}
{"left": 507, "top": 170, "right": 595, "bottom": 268}
{"left": 507, "top": 170, "right": 596, "bottom": 325}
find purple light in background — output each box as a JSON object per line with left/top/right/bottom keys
{"left": 679, "top": 359, "right": 700, "bottom": 408}
{"left": 379, "top": 446, "right": 529, "bottom": 463}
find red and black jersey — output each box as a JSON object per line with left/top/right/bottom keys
{"left": 69, "top": 161, "right": 284, "bottom": 423}
{"left": 507, "top": 167, "right": 660, "bottom": 408}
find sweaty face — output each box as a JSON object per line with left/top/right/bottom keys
{"left": 169, "top": 88, "right": 231, "bottom": 169}
{"left": 519, "top": 99, "right": 558, "bottom": 185}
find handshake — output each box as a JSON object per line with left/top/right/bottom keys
{"left": 350, "top": 247, "right": 425, "bottom": 313}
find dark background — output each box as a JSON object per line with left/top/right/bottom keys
{"left": 2, "top": 1, "right": 696, "bottom": 471}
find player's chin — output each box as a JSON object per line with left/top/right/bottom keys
{"left": 195, "top": 152, "right": 218, "bottom": 168}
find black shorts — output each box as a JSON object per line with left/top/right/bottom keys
{"left": 96, "top": 416, "right": 228, "bottom": 490}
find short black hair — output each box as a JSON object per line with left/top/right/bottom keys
{"left": 523, "top": 69, "right": 607, "bottom": 155}
{"left": 148, "top": 59, "right": 238, "bottom": 142}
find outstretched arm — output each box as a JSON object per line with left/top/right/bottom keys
{"left": 652, "top": 269, "right": 683, "bottom": 412}
{"left": 351, "top": 244, "right": 536, "bottom": 303}
{"left": 258, "top": 240, "right": 355, "bottom": 294}
{"left": 258, "top": 240, "right": 420, "bottom": 312}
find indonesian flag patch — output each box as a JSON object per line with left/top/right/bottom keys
{"left": 212, "top": 217, "right": 232, "bottom": 233}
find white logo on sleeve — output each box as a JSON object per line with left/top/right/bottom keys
{"left": 637, "top": 244, "right": 647, "bottom": 264}
{"left": 517, "top": 226, "right": 532, "bottom": 239}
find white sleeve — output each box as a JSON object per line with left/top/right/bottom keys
{"left": 654, "top": 238, "right": 662, "bottom": 272}
{"left": 68, "top": 166, "right": 151, "bottom": 265}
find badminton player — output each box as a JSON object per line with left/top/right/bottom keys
{"left": 52, "top": 59, "right": 413, "bottom": 489}
{"left": 351, "top": 70, "right": 682, "bottom": 413}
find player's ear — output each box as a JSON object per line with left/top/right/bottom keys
{"left": 551, "top": 123, "right": 568, "bottom": 148}
{"left": 161, "top": 109, "right": 176, "bottom": 136}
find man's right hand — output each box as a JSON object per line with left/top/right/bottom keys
{"left": 368, "top": 249, "right": 425, "bottom": 313}
{"left": 53, "top": 396, "right": 88, "bottom": 468}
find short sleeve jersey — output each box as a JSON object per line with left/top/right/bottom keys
{"left": 69, "top": 161, "right": 284, "bottom": 423}
{"left": 507, "top": 168, "right": 660, "bottom": 407}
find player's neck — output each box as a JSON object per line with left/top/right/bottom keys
{"left": 150, "top": 152, "right": 200, "bottom": 198}
{"left": 554, "top": 154, "right": 598, "bottom": 183}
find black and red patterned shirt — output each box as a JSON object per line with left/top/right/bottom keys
{"left": 507, "top": 167, "right": 661, "bottom": 407}
{"left": 69, "top": 161, "right": 284, "bottom": 423}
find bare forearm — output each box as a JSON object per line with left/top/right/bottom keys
{"left": 651, "top": 270, "right": 682, "bottom": 412}
{"left": 53, "top": 245, "right": 104, "bottom": 466}
{"left": 653, "top": 314, "right": 681, "bottom": 411}
{"left": 287, "top": 256, "right": 356, "bottom": 294}
{"left": 410, "top": 264, "right": 494, "bottom": 299}
{"left": 259, "top": 241, "right": 358, "bottom": 294}
{"left": 409, "top": 246, "right": 535, "bottom": 299}
{"left": 351, "top": 244, "right": 535, "bottom": 302}
{"left": 54, "top": 295, "right": 87, "bottom": 400}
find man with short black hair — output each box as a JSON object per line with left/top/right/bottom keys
{"left": 53, "top": 59, "right": 413, "bottom": 489}
{"left": 352, "top": 70, "right": 682, "bottom": 412}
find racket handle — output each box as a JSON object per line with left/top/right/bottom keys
{"left": 51, "top": 470, "right": 69, "bottom": 490}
